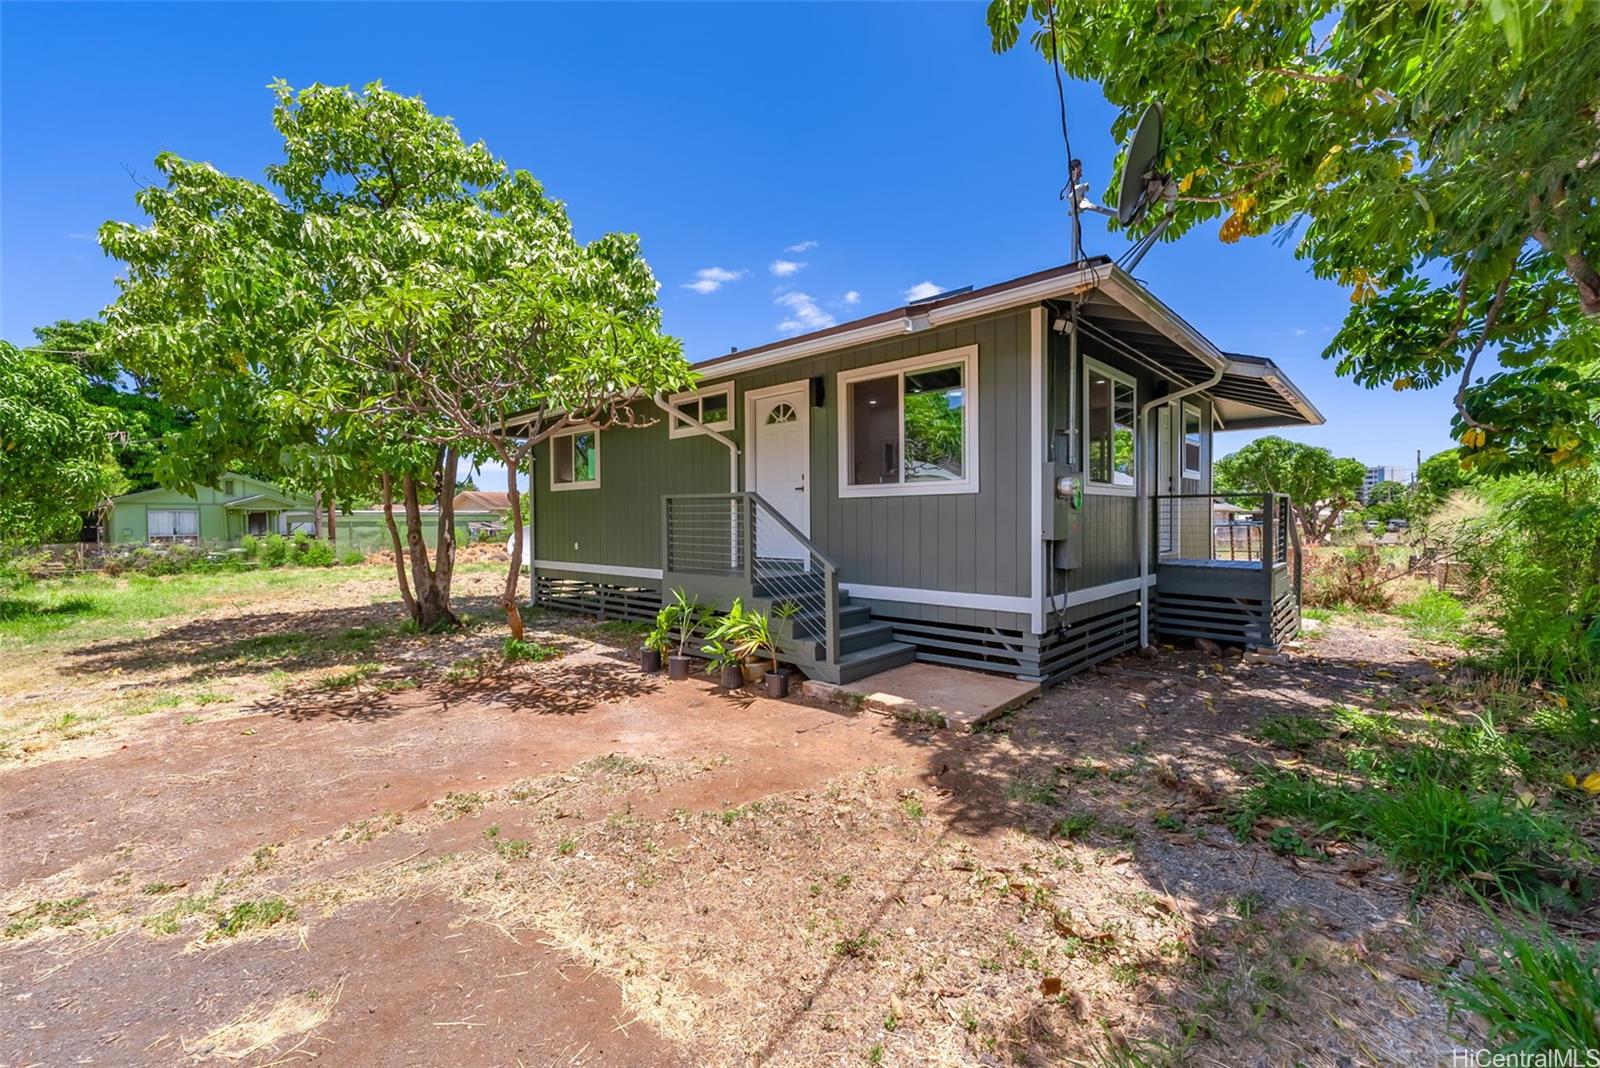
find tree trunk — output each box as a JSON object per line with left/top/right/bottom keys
{"left": 400, "top": 452, "right": 460, "bottom": 632}
{"left": 327, "top": 492, "right": 336, "bottom": 546}
{"left": 380, "top": 472, "right": 419, "bottom": 623}
{"left": 502, "top": 448, "right": 527, "bottom": 641}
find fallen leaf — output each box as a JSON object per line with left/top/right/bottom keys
{"left": 921, "top": 894, "right": 944, "bottom": 908}
{"left": 1040, "top": 976, "right": 1063, "bottom": 997}
{"left": 1582, "top": 772, "right": 1600, "bottom": 795}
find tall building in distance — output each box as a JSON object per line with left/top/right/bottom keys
{"left": 1362, "top": 464, "right": 1409, "bottom": 502}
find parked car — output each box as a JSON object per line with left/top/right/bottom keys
{"left": 1363, "top": 520, "right": 1381, "bottom": 533}
{"left": 1386, "top": 518, "right": 1409, "bottom": 532}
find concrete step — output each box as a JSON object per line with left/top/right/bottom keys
{"left": 835, "top": 641, "right": 917, "bottom": 684}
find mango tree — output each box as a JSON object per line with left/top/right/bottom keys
{"left": 988, "top": 0, "right": 1600, "bottom": 473}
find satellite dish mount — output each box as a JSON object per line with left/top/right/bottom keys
{"left": 1069, "top": 102, "right": 1177, "bottom": 272}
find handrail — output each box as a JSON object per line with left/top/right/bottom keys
{"left": 1150, "top": 491, "right": 1299, "bottom": 573}
{"left": 663, "top": 492, "right": 841, "bottom": 667}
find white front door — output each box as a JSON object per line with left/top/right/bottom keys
{"left": 1157, "top": 404, "right": 1177, "bottom": 555}
{"left": 747, "top": 382, "right": 811, "bottom": 560}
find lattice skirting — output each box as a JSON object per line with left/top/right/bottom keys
{"left": 1153, "top": 588, "right": 1298, "bottom": 649}
{"left": 534, "top": 574, "right": 662, "bottom": 623}
{"left": 869, "top": 599, "right": 1142, "bottom": 685}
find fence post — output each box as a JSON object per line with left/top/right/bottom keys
{"left": 1261, "top": 494, "right": 1275, "bottom": 568}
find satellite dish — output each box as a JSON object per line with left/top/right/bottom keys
{"left": 1067, "top": 100, "right": 1179, "bottom": 272}
{"left": 1116, "top": 102, "right": 1165, "bottom": 226}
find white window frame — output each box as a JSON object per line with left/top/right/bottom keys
{"left": 1083, "top": 359, "right": 1138, "bottom": 497}
{"left": 148, "top": 508, "right": 201, "bottom": 543}
{"left": 666, "top": 383, "right": 735, "bottom": 439}
{"left": 549, "top": 427, "right": 600, "bottom": 491}
{"left": 836, "top": 345, "right": 980, "bottom": 499}
{"left": 1181, "top": 401, "right": 1205, "bottom": 480}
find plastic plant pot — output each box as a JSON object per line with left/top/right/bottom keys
{"left": 667, "top": 655, "right": 692, "bottom": 680}
{"left": 764, "top": 670, "right": 789, "bottom": 698}
{"left": 641, "top": 648, "right": 662, "bottom": 673}
{"left": 719, "top": 664, "right": 744, "bottom": 689}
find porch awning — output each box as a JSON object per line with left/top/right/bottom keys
{"left": 1073, "top": 290, "right": 1323, "bottom": 429}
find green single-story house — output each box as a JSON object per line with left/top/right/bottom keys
{"left": 522, "top": 258, "right": 1323, "bottom": 685}
{"left": 105, "top": 474, "right": 317, "bottom": 545}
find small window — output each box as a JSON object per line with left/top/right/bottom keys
{"left": 148, "top": 509, "right": 200, "bottom": 543}
{"left": 1085, "top": 361, "right": 1136, "bottom": 493}
{"left": 667, "top": 384, "right": 735, "bottom": 438}
{"left": 223, "top": 480, "right": 235, "bottom": 497}
{"left": 1182, "top": 402, "right": 1204, "bottom": 479}
{"left": 765, "top": 402, "right": 797, "bottom": 425}
{"left": 551, "top": 429, "right": 599, "bottom": 490}
{"left": 838, "top": 346, "right": 979, "bottom": 497}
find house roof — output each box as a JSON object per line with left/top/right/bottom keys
{"left": 222, "top": 492, "right": 304, "bottom": 510}
{"left": 692, "top": 259, "right": 1322, "bottom": 430}
{"left": 109, "top": 473, "right": 314, "bottom": 506}
{"left": 452, "top": 490, "right": 512, "bottom": 512}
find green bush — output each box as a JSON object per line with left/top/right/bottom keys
{"left": 295, "top": 536, "right": 336, "bottom": 567}
{"left": 339, "top": 548, "right": 367, "bottom": 566}
{"left": 257, "top": 533, "right": 289, "bottom": 568}
{"left": 1394, "top": 589, "right": 1470, "bottom": 646}
{"left": 502, "top": 637, "right": 557, "bottom": 662}
{"left": 239, "top": 534, "right": 259, "bottom": 558}
{"left": 1462, "top": 471, "right": 1600, "bottom": 681}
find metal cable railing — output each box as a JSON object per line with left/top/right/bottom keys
{"left": 664, "top": 493, "right": 840, "bottom": 666}
{"left": 1149, "top": 492, "right": 1296, "bottom": 568}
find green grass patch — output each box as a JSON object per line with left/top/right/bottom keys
{"left": 1448, "top": 914, "right": 1600, "bottom": 1052}
{"left": 502, "top": 637, "right": 558, "bottom": 662}
{"left": 1394, "top": 589, "right": 1472, "bottom": 647}
{"left": 214, "top": 897, "right": 296, "bottom": 938}
{"left": 4, "top": 896, "right": 92, "bottom": 938}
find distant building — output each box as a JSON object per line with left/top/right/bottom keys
{"left": 1361, "top": 465, "right": 1408, "bottom": 502}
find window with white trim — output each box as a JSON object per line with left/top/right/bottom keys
{"left": 148, "top": 508, "right": 200, "bottom": 543}
{"left": 1085, "top": 361, "right": 1136, "bottom": 493}
{"left": 838, "top": 346, "right": 979, "bottom": 497}
{"left": 1182, "top": 402, "right": 1204, "bottom": 479}
{"left": 550, "top": 429, "right": 599, "bottom": 490}
{"left": 667, "top": 384, "right": 734, "bottom": 438}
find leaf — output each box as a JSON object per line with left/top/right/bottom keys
{"left": 1580, "top": 772, "right": 1600, "bottom": 795}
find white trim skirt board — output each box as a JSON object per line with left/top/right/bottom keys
{"left": 534, "top": 560, "right": 664, "bottom": 581}
{"left": 843, "top": 575, "right": 1155, "bottom": 617}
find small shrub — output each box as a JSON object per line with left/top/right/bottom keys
{"left": 1303, "top": 546, "right": 1392, "bottom": 610}
{"left": 339, "top": 548, "right": 367, "bottom": 566}
{"left": 257, "top": 534, "right": 289, "bottom": 568}
{"left": 239, "top": 534, "right": 260, "bottom": 558}
{"left": 295, "top": 536, "right": 336, "bottom": 567}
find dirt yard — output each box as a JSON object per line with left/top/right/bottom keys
{"left": 1, "top": 568, "right": 1491, "bottom": 1064}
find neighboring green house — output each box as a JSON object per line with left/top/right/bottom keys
{"left": 328, "top": 491, "right": 511, "bottom": 554}
{"left": 105, "top": 474, "right": 317, "bottom": 545}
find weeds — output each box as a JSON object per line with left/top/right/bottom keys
{"left": 1448, "top": 912, "right": 1600, "bottom": 1052}
{"left": 4, "top": 896, "right": 91, "bottom": 938}
{"left": 214, "top": 898, "right": 296, "bottom": 938}
{"left": 502, "top": 637, "right": 558, "bottom": 662}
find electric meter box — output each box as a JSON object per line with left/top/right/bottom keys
{"left": 1042, "top": 462, "right": 1084, "bottom": 570}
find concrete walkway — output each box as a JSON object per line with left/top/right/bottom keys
{"left": 802, "top": 662, "right": 1039, "bottom": 731}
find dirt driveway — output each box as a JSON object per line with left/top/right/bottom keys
{"left": 1, "top": 591, "right": 1478, "bottom": 1065}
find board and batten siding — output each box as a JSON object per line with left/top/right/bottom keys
{"left": 532, "top": 308, "right": 1037, "bottom": 629}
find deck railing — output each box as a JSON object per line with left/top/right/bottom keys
{"left": 1151, "top": 492, "right": 1302, "bottom": 601}
{"left": 662, "top": 493, "right": 841, "bottom": 666}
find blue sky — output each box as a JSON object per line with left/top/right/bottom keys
{"left": 2, "top": 1, "right": 1456, "bottom": 479}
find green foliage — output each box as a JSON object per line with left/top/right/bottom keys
{"left": 257, "top": 533, "right": 289, "bottom": 568}
{"left": 1448, "top": 915, "right": 1600, "bottom": 1054}
{"left": 701, "top": 598, "right": 750, "bottom": 673}
{"left": 291, "top": 532, "right": 336, "bottom": 567}
{"left": 1360, "top": 480, "right": 1412, "bottom": 525}
{"left": 1214, "top": 437, "right": 1365, "bottom": 542}
{"left": 1460, "top": 470, "right": 1600, "bottom": 679}
{"left": 0, "top": 343, "right": 126, "bottom": 544}
{"left": 729, "top": 605, "right": 786, "bottom": 674}
{"left": 339, "top": 547, "right": 367, "bottom": 566}
{"left": 1393, "top": 590, "right": 1471, "bottom": 647}
{"left": 502, "top": 637, "right": 556, "bottom": 662}
{"left": 214, "top": 897, "right": 296, "bottom": 937}
{"left": 1413, "top": 449, "right": 1479, "bottom": 514}
{"left": 660, "top": 588, "right": 711, "bottom": 657}
{"left": 988, "top": 1, "right": 1600, "bottom": 474}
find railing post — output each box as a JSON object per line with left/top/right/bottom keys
{"left": 825, "top": 564, "right": 840, "bottom": 666}
{"left": 1260, "top": 493, "right": 1275, "bottom": 568}
{"left": 661, "top": 495, "right": 672, "bottom": 575}
{"left": 742, "top": 495, "right": 756, "bottom": 584}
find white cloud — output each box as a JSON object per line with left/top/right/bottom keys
{"left": 903, "top": 281, "right": 944, "bottom": 302}
{"left": 775, "top": 292, "right": 836, "bottom": 334}
{"left": 785, "top": 240, "right": 819, "bottom": 253}
{"left": 769, "top": 259, "right": 806, "bottom": 278}
{"left": 842, "top": 290, "right": 861, "bottom": 305}
{"left": 66, "top": 232, "right": 98, "bottom": 242}
{"left": 682, "top": 266, "right": 745, "bottom": 294}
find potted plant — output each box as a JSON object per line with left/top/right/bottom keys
{"left": 661, "top": 588, "right": 708, "bottom": 680}
{"left": 702, "top": 598, "right": 749, "bottom": 689}
{"left": 641, "top": 607, "right": 671, "bottom": 673}
{"left": 734, "top": 604, "right": 795, "bottom": 698}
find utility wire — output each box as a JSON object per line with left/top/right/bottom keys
{"left": 1045, "top": 0, "right": 1087, "bottom": 264}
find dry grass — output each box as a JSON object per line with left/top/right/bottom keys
{"left": 181, "top": 983, "right": 340, "bottom": 1062}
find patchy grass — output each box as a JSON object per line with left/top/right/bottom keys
{"left": 4, "top": 896, "right": 92, "bottom": 938}
{"left": 502, "top": 637, "right": 558, "bottom": 662}
{"left": 1393, "top": 589, "right": 1473, "bottom": 647}
{"left": 214, "top": 898, "right": 296, "bottom": 938}
{"left": 1448, "top": 913, "right": 1600, "bottom": 1052}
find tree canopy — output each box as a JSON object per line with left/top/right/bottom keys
{"left": 988, "top": 0, "right": 1600, "bottom": 474}
{"left": 100, "top": 80, "right": 687, "bottom": 628}
{"left": 1213, "top": 435, "right": 1366, "bottom": 542}
{"left": 0, "top": 343, "right": 126, "bottom": 544}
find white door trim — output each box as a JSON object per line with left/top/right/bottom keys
{"left": 743, "top": 379, "right": 812, "bottom": 537}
